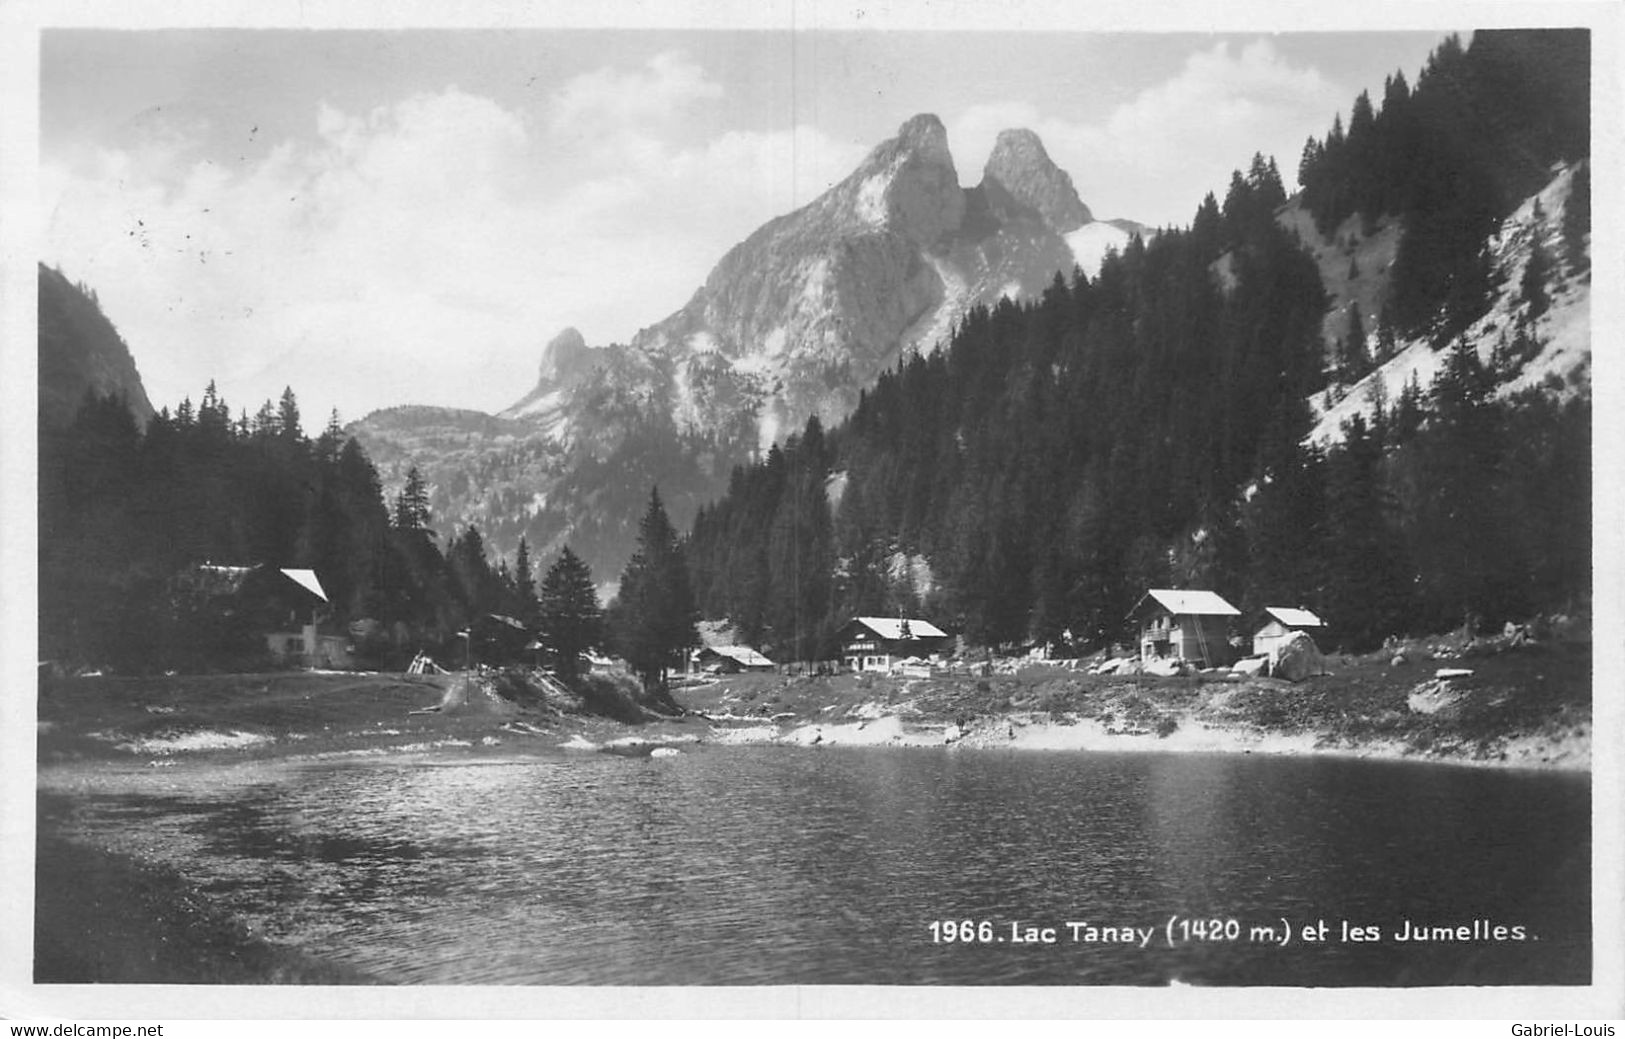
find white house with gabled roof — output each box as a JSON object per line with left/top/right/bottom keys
{"left": 838, "top": 616, "right": 950, "bottom": 673}
{"left": 1128, "top": 589, "right": 1241, "bottom": 667}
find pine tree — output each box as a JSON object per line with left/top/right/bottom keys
{"left": 316, "top": 410, "right": 345, "bottom": 465}
{"left": 538, "top": 545, "right": 601, "bottom": 680}
{"left": 612, "top": 487, "right": 699, "bottom": 697}
{"left": 447, "top": 525, "right": 499, "bottom": 619}
{"left": 1374, "top": 305, "right": 1399, "bottom": 364}
{"left": 393, "top": 465, "right": 431, "bottom": 531}
{"left": 513, "top": 535, "right": 539, "bottom": 626}
{"left": 277, "top": 386, "right": 303, "bottom": 444}
{"left": 1561, "top": 160, "right": 1589, "bottom": 277}
{"left": 1520, "top": 236, "right": 1552, "bottom": 320}
{"left": 1344, "top": 302, "right": 1370, "bottom": 380}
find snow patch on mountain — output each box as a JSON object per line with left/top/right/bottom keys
{"left": 1065, "top": 222, "right": 1134, "bottom": 279}
{"left": 856, "top": 163, "right": 900, "bottom": 227}
{"left": 906, "top": 254, "right": 970, "bottom": 356}
{"left": 761, "top": 326, "right": 788, "bottom": 359}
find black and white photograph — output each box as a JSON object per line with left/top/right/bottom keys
{"left": 2, "top": 0, "right": 1620, "bottom": 1023}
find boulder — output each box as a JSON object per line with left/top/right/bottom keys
{"left": 1231, "top": 656, "right": 1267, "bottom": 677}
{"left": 1408, "top": 679, "right": 1466, "bottom": 715}
{"left": 1144, "top": 657, "right": 1183, "bottom": 677}
{"left": 1271, "top": 631, "right": 1328, "bottom": 682}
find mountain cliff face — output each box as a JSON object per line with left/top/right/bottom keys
{"left": 352, "top": 115, "right": 1141, "bottom": 578}
{"left": 38, "top": 263, "right": 156, "bottom": 431}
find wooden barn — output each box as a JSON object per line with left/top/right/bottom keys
{"left": 1129, "top": 589, "right": 1241, "bottom": 667}
{"left": 1252, "top": 606, "right": 1326, "bottom": 658}
{"left": 693, "top": 644, "right": 776, "bottom": 674}
{"left": 838, "top": 616, "right": 950, "bottom": 673}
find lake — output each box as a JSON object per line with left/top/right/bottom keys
{"left": 39, "top": 745, "right": 1591, "bottom": 986}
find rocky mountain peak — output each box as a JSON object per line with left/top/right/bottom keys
{"left": 894, "top": 113, "right": 953, "bottom": 163}
{"left": 846, "top": 113, "right": 965, "bottom": 247}
{"left": 368, "top": 110, "right": 1130, "bottom": 575}
{"left": 982, "top": 128, "right": 1092, "bottom": 233}
{"left": 538, "top": 326, "right": 592, "bottom": 383}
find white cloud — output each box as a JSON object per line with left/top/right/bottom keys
{"left": 547, "top": 50, "right": 722, "bottom": 138}
{"left": 42, "top": 75, "right": 867, "bottom": 424}
{"left": 951, "top": 39, "right": 1343, "bottom": 227}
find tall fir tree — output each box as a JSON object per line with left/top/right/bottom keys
{"left": 393, "top": 465, "right": 431, "bottom": 531}
{"left": 538, "top": 545, "right": 602, "bottom": 680}
{"left": 513, "top": 535, "right": 540, "bottom": 628}
{"left": 1561, "top": 160, "right": 1589, "bottom": 277}
{"left": 612, "top": 487, "right": 700, "bottom": 697}
{"left": 1520, "top": 236, "right": 1553, "bottom": 320}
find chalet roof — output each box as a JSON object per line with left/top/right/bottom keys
{"left": 1262, "top": 606, "right": 1324, "bottom": 628}
{"left": 699, "top": 644, "right": 775, "bottom": 668}
{"left": 850, "top": 616, "right": 949, "bottom": 640}
{"left": 1131, "top": 589, "right": 1240, "bottom": 619}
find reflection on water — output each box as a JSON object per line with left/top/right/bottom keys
{"left": 45, "top": 747, "right": 1590, "bottom": 985}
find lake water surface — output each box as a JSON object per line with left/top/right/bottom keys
{"left": 42, "top": 745, "right": 1591, "bottom": 986}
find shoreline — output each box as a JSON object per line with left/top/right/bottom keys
{"left": 36, "top": 703, "right": 1590, "bottom": 778}
{"left": 697, "top": 709, "right": 1591, "bottom": 772}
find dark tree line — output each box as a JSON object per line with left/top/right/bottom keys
{"left": 39, "top": 375, "right": 606, "bottom": 675}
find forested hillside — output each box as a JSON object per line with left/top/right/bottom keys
{"left": 1297, "top": 29, "right": 1588, "bottom": 349}
{"left": 38, "top": 376, "right": 568, "bottom": 672}
{"left": 685, "top": 29, "right": 1591, "bottom": 660}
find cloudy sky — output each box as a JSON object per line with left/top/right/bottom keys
{"left": 38, "top": 18, "right": 1455, "bottom": 425}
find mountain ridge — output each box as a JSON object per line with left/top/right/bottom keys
{"left": 355, "top": 114, "right": 1141, "bottom": 575}
{"left": 38, "top": 263, "right": 156, "bottom": 431}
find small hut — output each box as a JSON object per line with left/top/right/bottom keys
{"left": 1252, "top": 607, "right": 1326, "bottom": 659}
{"left": 1128, "top": 589, "right": 1240, "bottom": 668}
{"left": 693, "top": 644, "right": 776, "bottom": 674}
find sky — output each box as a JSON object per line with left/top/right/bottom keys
{"left": 35, "top": 17, "right": 1462, "bottom": 425}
